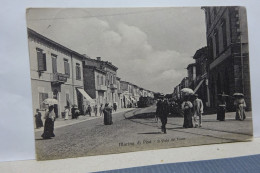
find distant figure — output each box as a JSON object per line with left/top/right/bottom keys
{"left": 99, "top": 104, "right": 104, "bottom": 117}
{"left": 35, "top": 109, "right": 43, "bottom": 129}
{"left": 103, "top": 103, "right": 113, "bottom": 125}
{"left": 75, "top": 108, "right": 80, "bottom": 119}
{"left": 193, "top": 94, "right": 204, "bottom": 128}
{"left": 217, "top": 95, "right": 226, "bottom": 121}
{"left": 94, "top": 105, "right": 98, "bottom": 116}
{"left": 161, "top": 100, "right": 169, "bottom": 133}
{"left": 156, "top": 99, "right": 163, "bottom": 122}
{"left": 64, "top": 106, "right": 69, "bottom": 120}
{"left": 182, "top": 95, "right": 193, "bottom": 128}
{"left": 234, "top": 94, "right": 246, "bottom": 120}
{"left": 87, "top": 105, "right": 92, "bottom": 116}
{"left": 113, "top": 103, "right": 117, "bottom": 112}
{"left": 41, "top": 105, "right": 55, "bottom": 139}
{"left": 71, "top": 105, "right": 76, "bottom": 119}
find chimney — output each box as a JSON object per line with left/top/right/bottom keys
{"left": 96, "top": 57, "right": 101, "bottom": 61}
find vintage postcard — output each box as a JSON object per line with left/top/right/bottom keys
{"left": 26, "top": 7, "right": 252, "bottom": 161}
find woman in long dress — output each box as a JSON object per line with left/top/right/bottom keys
{"left": 103, "top": 103, "right": 113, "bottom": 125}
{"left": 35, "top": 109, "right": 43, "bottom": 128}
{"left": 64, "top": 106, "right": 69, "bottom": 120}
{"left": 182, "top": 96, "right": 193, "bottom": 128}
{"left": 41, "top": 105, "right": 56, "bottom": 139}
{"left": 234, "top": 95, "right": 246, "bottom": 120}
{"left": 217, "top": 95, "right": 226, "bottom": 121}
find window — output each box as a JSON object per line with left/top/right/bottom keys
{"left": 221, "top": 20, "right": 227, "bottom": 49}
{"left": 52, "top": 54, "right": 57, "bottom": 73}
{"left": 213, "top": 7, "right": 217, "bottom": 17}
{"left": 36, "top": 48, "right": 46, "bottom": 71}
{"left": 39, "top": 93, "right": 48, "bottom": 110}
{"left": 208, "top": 10, "right": 211, "bottom": 26}
{"left": 76, "top": 63, "right": 81, "bottom": 80}
{"left": 64, "top": 59, "right": 70, "bottom": 77}
{"left": 214, "top": 30, "right": 219, "bottom": 56}
{"left": 101, "top": 76, "right": 104, "bottom": 85}
{"left": 208, "top": 37, "right": 213, "bottom": 59}
{"left": 97, "top": 75, "right": 100, "bottom": 85}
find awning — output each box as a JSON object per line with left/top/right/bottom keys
{"left": 77, "top": 88, "right": 95, "bottom": 104}
{"left": 130, "top": 97, "right": 136, "bottom": 103}
{"left": 194, "top": 79, "right": 205, "bottom": 93}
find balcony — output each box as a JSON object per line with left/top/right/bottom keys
{"left": 50, "top": 73, "right": 67, "bottom": 84}
{"left": 110, "top": 84, "right": 117, "bottom": 89}
{"left": 96, "top": 85, "right": 107, "bottom": 91}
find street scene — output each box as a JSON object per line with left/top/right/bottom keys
{"left": 26, "top": 7, "right": 252, "bottom": 160}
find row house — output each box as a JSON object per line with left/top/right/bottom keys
{"left": 83, "top": 57, "right": 119, "bottom": 110}
{"left": 28, "top": 28, "right": 87, "bottom": 117}
{"left": 193, "top": 47, "right": 210, "bottom": 107}
{"left": 202, "top": 6, "right": 251, "bottom": 110}
{"left": 186, "top": 63, "right": 196, "bottom": 89}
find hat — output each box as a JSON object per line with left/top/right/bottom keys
{"left": 194, "top": 94, "right": 198, "bottom": 97}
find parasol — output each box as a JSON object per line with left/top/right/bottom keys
{"left": 233, "top": 93, "right": 244, "bottom": 97}
{"left": 181, "top": 88, "right": 194, "bottom": 95}
{"left": 42, "top": 98, "right": 58, "bottom": 105}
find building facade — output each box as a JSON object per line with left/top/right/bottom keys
{"left": 28, "top": 28, "right": 86, "bottom": 117}
{"left": 202, "top": 6, "right": 251, "bottom": 110}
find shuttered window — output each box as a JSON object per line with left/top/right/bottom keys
{"left": 64, "top": 59, "right": 70, "bottom": 77}
{"left": 37, "top": 48, "right": 46, "bottom": 71}
{"left": 76, "top": 63, "right": 81, "bottom": 80}
{"left": 52, "top": 54, "right": 57, "bottom": 73}
{"left": 39, "top": 93, "right": 48, "bottom": 110}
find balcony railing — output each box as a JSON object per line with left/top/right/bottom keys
{"left": 110, "top": 84, "right": 117, "bottom": 89}
{"left": 96, "top": 85, "right": 107, "bottom": 91}
{"left": 50, "top": 73, "right": 67, "bottom": 84}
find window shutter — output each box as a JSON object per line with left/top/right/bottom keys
{"left": 67, "top": 62, "right": 70, "bottom": 77}
{"left": 43, "top": 53, "right": 47, "bottom": 71}
{"left": 37, "top": 51, "right": 44, "bottom": 71}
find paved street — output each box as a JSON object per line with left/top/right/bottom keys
{"left": 35, "top": 106, "right": 253, "bottom": 160}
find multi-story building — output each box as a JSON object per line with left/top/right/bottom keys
{"left": 186, "top": 63, "right": 196, "bottom": 89}
{"left": 82, "top": 64, "right": 107, "bottom": 108}
{"left": 28, "top": 28, "right": 87, "bottom": 117}
{"left": 116, "top": 77, "right": 123, "bottom": 108}
{"left": 202, "top": 7, "right": 251, "bottom": 110}
{"left": 83, "top": 57, "right": 119, "bottom": 107}
{"left": 193, "top": 47, "right": 211, "bottom": 107}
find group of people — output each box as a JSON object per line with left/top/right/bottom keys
{"left": 35, "top": 105, "right": 56, "bottom": 139}
{"left": 156, "top": 92, "right": 247, "bottom": 134}
{"left": 217, "top": 93, "right": 247, "bottom": 121}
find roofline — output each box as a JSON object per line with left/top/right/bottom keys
{"left": 27, "top": 28, "right": 86, "bottom": 60}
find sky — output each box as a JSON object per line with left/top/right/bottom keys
{"left": 26, "top": 8, "right": 206, "bottom": 94}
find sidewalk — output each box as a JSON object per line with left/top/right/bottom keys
{"left": 35, "top": 108, "right": 136, "bottom": 132}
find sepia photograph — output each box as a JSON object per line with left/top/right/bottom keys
{"left": 26, "top": 7, "right": 252, "bottom": 161}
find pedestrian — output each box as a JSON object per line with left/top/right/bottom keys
{"left": 35, "top": 109, "right": 43, "bottom": 129}
{"left": 64, "top": 106, "right": 69, "bottom": 120}
{"left": 99, "top": 104, "right": 104, "bottom": 117}
{"left": 94, "top": 105, "right": 98, "bottom": 116}
{"left": 217, "top": 94, "right": 226, "bottom": 121}
{"left": 41, "top": 105, "right": 55, "bottom": 139}
{"left": 234, "top": 94, "right": 246, "bottom": 120}
{"left": 161, "top": 99, "right": 169, "bottom": 133}
{"left": 87, "top": 105, "right": 92, "bottom": 116}
{"left": 103, "top": 103, "right": 113, "bottom": 125}
{"left": 113, "top": 103, "right": 117, "bottom": 112}
{"left": 75, "top": 108, "right": 80, "bottom": 119}
{"left": 156, "top": 99, "right": 163, "bottom": 122}
{"left": 193, "top": 94, "right": 204, "bottom": 128}
{"left": 71, "top": 105, "right": 76, "bottom": 119}
{"left": 182, "top": 95, "right": 193, "bottom": 128}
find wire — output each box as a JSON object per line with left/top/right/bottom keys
{"left": 27, "top": 8, "right": 173, "bottom": 21}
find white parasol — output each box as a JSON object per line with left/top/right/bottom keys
{"left": 181, "top": 88, "right": 194, "bottom": 95}
{"left": 233, "top": 93, "right": 244, "bottom": 97}
{"left": 42, "top": 98, "right": 58, "bottom": 105}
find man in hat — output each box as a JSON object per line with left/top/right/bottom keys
{"left": 193, "top": 94, "right": 204, "bottom": 127}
